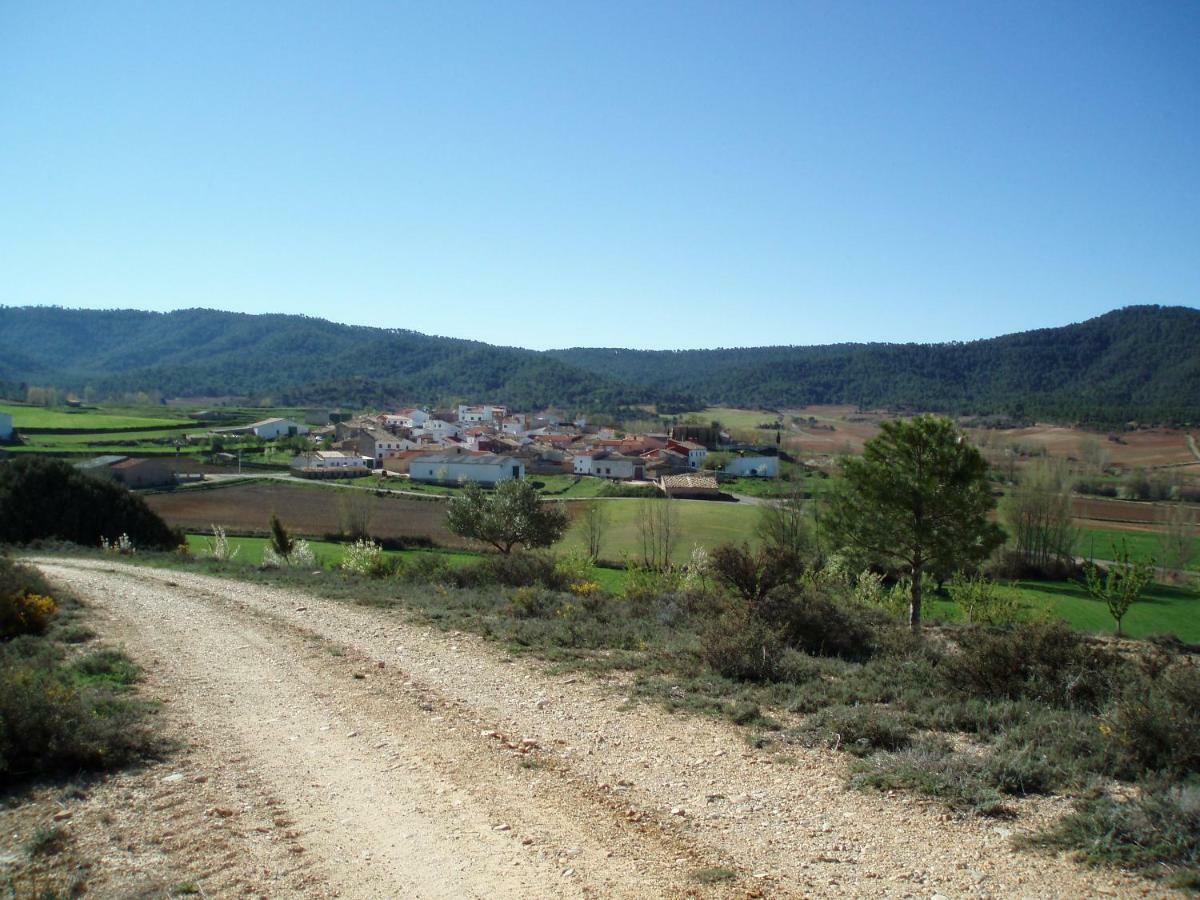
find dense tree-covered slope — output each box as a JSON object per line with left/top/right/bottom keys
{"left": 0, "top": 305, "right": 1196, "bottom": 423}
{"left": 0, "top": 307, "right": 678, "bottom": 411}
{"left": 550, "top": 306, "right": 1200, "bottom": 424}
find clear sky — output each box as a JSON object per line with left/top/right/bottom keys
{"left": 1, "top": 1, "right": 1197, "bottom": 350}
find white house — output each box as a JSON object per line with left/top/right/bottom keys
{"left": 290, "top": 450, "right": 366, "bottom": 469}
{"left": 409, "top": 452, "right": 524, "bottom": 485}
{"left": 501, "top": 414, "right": 527, "bottom": 436}
{"left": 383, "top": 408, "right": 429, "bottom": 429}
{"left": 249, "top": 417, "right": 308, "bottom": 440}
{"left": 0, "top": 411, "right": 11, "bottom": 440}
{"left": 420, "top": 418, "right": 462, "bottom": 439}
{"left": 668, "top": 440, "right": 709, "bottom": 470}
{"left": 457, "top": 404, "right": 506, "bottom": 424}
{"left": 573, "top": 451, "right": 644, "bottom": 480}
{"left": 724, "top": 456, "right": 779, "bottom": 477}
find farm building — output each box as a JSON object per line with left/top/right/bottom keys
{"left": 723, "top": 456, "right": 779, "bottom": 477}
{"left": 249, "top": 417, "right": 308, "bottom": 439}
{"left": 0, "top": 411, "right": 11, "bottom": 440}
{"left": 659, "top": 473, "right": 721, "bottom": 499}
{"left": 573, "top": 451, "right": 645, "bottom": 480}
{"left": 666, "top": 439, "right": 709, "bottom": 469}
{"left": 290, "top": 451, "right": 368, "bottom": 470}
{"left": 76, "top": 455, "right": 175, "bottom": 489}
{"left": 409, "top": 452, "right": 524, "bottom": 485}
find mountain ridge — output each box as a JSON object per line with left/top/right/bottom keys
{"left": 1, "top": 304, "right": 1196, "bottom": 425}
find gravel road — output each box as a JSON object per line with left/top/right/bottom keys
{"left": 30, "top": 557, "right": 1164, "bottom": 898}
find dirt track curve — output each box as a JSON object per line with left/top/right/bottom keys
{"left": 29, "top": 557, "right": 1161, "bottom": 898}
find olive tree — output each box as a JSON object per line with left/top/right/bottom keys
{"left": 446, "top": 479, "right": 568, "bottom": 554}
{"left": 826, "top": 415, "right": 1004, "bottom": 632}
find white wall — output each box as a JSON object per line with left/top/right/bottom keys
{"left": 411, "top": 459, "right": 524, "bottom": 484}
{"left": 724, "top": 456, "right": 779, "bottom": 477}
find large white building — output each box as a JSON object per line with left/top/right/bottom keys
{"left": 409, "top": 452, "right": 524, "bottom": 485}
{"left": 290, "top": 450, "right": 366, "bottom": 469}
{"left": 0, "top": 411, "right": 11, "bottom": 440}
{"left": 573, "top": 451, "right": 644, "bottom": 480}
{"left": 723, "top": 456, "right": 779, "bottom": 477}
{"left": 248, "top": 417, "right": 308, "bottom": 440}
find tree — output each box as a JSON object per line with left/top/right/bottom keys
{"left": 1156, "top": 502, "right": 1197, "bottom": 578}
{"left": 269, "top": 512, "right": 294, "bottom": 561}
{"left": 756, "top": 484, "right": 815, "bottom": 564}
{"left": 825, "top": 415, "right": 1004, "bottom": 632}
{"left": 1083, "top": 541, "right": 1155, "bottom": 635}
{"left": 999, "top": 459, "right": 1076, "bottom": 572}
{"left": 0, "top": 456, "right": 178, "bottom": 549}
{"left": 637, "top": 497, "right": 678, "bottom": 570}
{"left": 446, "top": 479, "right": 568, "bottom": 554}
{"left": 581, "top": 501, "right": 609, "bottom": 561}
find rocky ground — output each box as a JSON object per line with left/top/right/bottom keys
{"left": 3, "top": 557, "right": 1171, "bottom": 898}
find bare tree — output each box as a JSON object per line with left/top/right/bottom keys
{"left": 999, "top": 458, "right": 1076, "bottom": 571}
{"left": 338, "top": 489, "right": 374, "bottom": 541}
{"left": 1079, "top": 436, "right": 1111, "bottom": 474}
{"left": 1157, "top": 501, "right": 1198, "bottom": 578}
{"left": 581, "top": 501, "right": 610, "bottom": 561}
{"left": 756, "top": 484, "right": 815, "bottom": 564}
{"left": 638, "top": 497, "right": 679, "bottom": 570}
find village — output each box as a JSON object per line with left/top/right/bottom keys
{"left": 253, "top": 403, "right": 784, "bottom": 498}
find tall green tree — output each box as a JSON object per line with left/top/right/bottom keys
{"left": 826, "top": 415, "right": 1004, "bottom": 632}
{"left": 446, "top": 479, "right": 568, "bottom": 554}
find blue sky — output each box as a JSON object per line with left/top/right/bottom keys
{"left": 1, "top": 1, "right": 1197, "bottom": 350}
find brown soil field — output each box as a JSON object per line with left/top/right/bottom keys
{"left": 988, "top": 426, "right": 1198, "bottom": 468}
{"left": 145, "top": 482, "right": 471, "bottom": 545}
{"left": 1071, "top": 496, "right": 1200, "bottom": 526}
{"left": 776, "top": 406, "right": 1198, "bottom": 472}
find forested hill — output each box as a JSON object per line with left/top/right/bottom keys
{"left": 0, "top": 307, "right": 682, "bottom": 411}
{"left": 0, "top": 305, "right": 1196, "bottom": 424}
{"left": 550, "top": 306, "right": 1200, "bottom": 425}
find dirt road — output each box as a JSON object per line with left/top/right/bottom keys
{"left": 29, "top": 558, "right": 1159, "bottom": 898}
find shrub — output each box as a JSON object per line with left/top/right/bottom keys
{"left": 700, "top": 607, "right": 790, "bottom": 683}
{"left": 1025, "top": 781, "right": 1200, "bottom": 885}
{"left": 205, "top": 524, "right": 239, "bottom": 562}
{"left": 710, "top": 543, "right": 801, "bottom": 606}
{"left": 947, "top": 573, "right": 1019, "bottom": 626}
{"left": 0, "top": 558, "right": 58, "bottom": 640}
{"left": 850, "top": 740, "right": 1009, "bottom": 816}
{"left": 398, "top": 554, "right": 451, "bottom": 584}
{"left": 0, "top": 639, "right": 156, "bottom": 782}
{"left": 340, "top": 538, "right": 385, "bottom": 576}
{"left": 99, "top": 532, "right": 135, "bottom": 555}
{"left": 454, "top": 552, "right": 567, "bottom": 590}
{"left": 940, "top": 621, "right": 1122, "bottom": 711}
{"left": 0, "top": 456, "right": 178, "bottom": 549}
{"left": 776, "top": 594, "right": 884, "bottom": 661}
{"left": 0, "top": 592, "right": 57, "bottom": 640}
{"left": 1106, "top": 662, "right": 1200, "bottom": 779}
{"left": 796, "top": 704, "right": 913, "bottom": 756}
{"left": 508, "top": 586, "right": 560, "bottom": 619}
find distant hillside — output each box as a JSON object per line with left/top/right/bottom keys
{"left": 550, "top": 306, "right": 1200, "bottom": 425}
{"left": 0, "top": 305, "right": 1196, "bottom": 424}
{"left": 0, "top": 307, "right": 684, "bottom": 412}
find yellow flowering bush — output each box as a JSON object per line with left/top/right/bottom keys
{"left": 0, "top": 591, "right": 58, "bottom": 639}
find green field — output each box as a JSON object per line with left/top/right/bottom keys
{"left": 0, "top": 403, "right": 194, "bottom": 431}
{"left": 927, "top": 579, "right": 1200, "bottom": 643}
{"left": 557, "top": 497, "right": 763, "bottom": 566}
{"left": 1073, "top": 526, "right": 1198, "bottom": 569}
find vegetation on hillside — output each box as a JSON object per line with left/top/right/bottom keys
{"left": 1, "top": 305, "right": 1198, "bottom": 423}
{"left": 553, "top": 305, "right": 1200, "bottom": 425}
